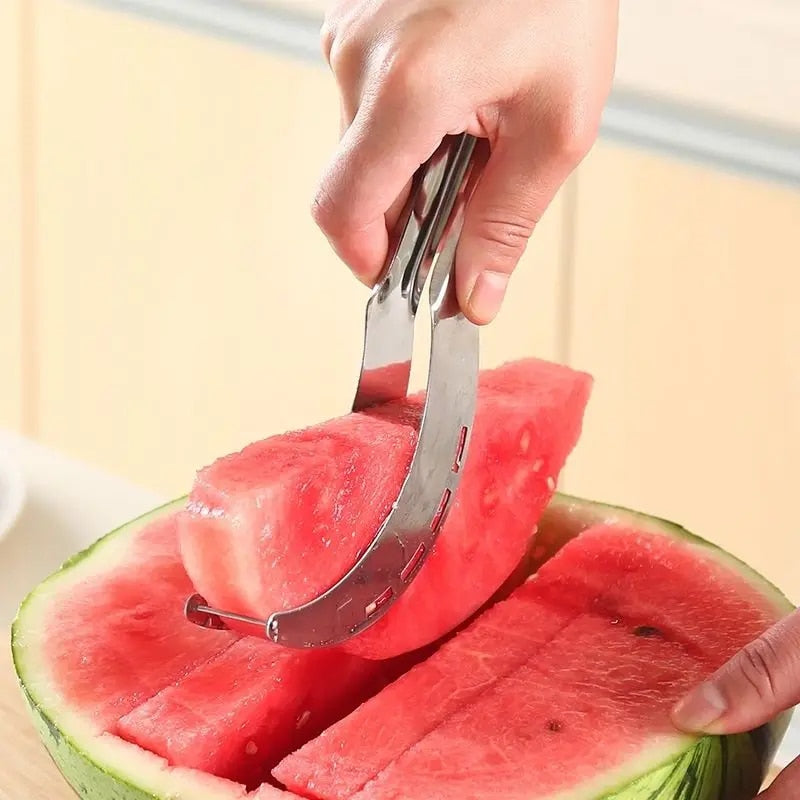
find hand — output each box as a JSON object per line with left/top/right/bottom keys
{"left": 314, "top": 0, "right": 619, "bottom": 324}
{"left": 671, "top": 608, "right": 800, "bottom": 797}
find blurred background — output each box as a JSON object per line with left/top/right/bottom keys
{"left": 1, "top": 0, "right": 798, "bottom": 597}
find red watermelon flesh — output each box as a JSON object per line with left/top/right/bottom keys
{"left": 272, "top": 581, "right": 582, "bottom": 800}
{"left": 352, "top": 618, "right": 703, "bottom": 800}
{"left": 178, "top": 358, "right": 592, "bottom": 659}
{"left": 42, "top": 514, "right": 238, "bottom": 730}
{"left": 536, "top": 525, "right": 786, "bottom": 669}
{"left": 275, "top": 523, "right": 785, "bottom": 800}
{"left": 271, "top": 527, "right": 640, "bottom": 800}
{"left": 114, "top": 637, "right": 389, "bottom": 790}
{"left": 40, "top": 508, "right": 433, "bottom": 791}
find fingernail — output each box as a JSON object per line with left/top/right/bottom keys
{"left": 671, "top": 682, "right": 728, "bottom": 732}
{"left": 467, "top": 271, "right": 509, "bottom": 324}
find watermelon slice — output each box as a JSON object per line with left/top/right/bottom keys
{"left": 12, "top": 493, "right": 793, "bottom": 800}
{"left": 178, "top": 358, "right": 593, "bottom": 659}
{"left": 114, "top": 638, "right": 389, "bottom": 789}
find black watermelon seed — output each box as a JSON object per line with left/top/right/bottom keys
{"left": 546, "top": 719, "right": 563, "bottom": 733}
{"left": 633, "top": 625, "right": 662, "bottom": 638}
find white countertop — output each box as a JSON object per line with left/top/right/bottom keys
{"left": 0, "top": 429, "right": 797, "bottom": 769}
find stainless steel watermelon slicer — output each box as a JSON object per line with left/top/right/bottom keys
{"left": 185, "top": 133, "right": 481, "bottom": 649}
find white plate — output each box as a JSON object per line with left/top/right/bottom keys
{"left": 0, "top": 447, "right": 25, "bottom": 542}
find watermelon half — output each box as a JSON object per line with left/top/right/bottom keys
{"left": 11, "top": 493, "right": 794, "bottom": 800}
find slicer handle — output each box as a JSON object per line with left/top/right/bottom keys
{"left": 352, "top": 133, "right": 479, "bottom": 412}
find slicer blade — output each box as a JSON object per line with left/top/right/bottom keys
{"left": 185, "top": 133, "right": 480, "bottom": 649}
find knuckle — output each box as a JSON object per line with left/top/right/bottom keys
{"left": 319, "top": 21, "right": 335, "bottom": 64}
{"left": 311, "top": 172, "right": 364, "bottom": 239}
{"left": 549, "top": 102, "right": 601, "bottom": 165}
{"left": 474, "top": 213, "right": 537, "bottom": 263}
{"left": 737, "top": 636, "right": 781, "bottom": 704}
{"left": 310, "top": 183, "right": 340, "bottom": 235}
{"left": 377, "top": 40, "right": 440, "bottom": 103}
{"left": 320, "top": 1, "right": 351, "bottom": 63}
{"left": 328, "top": 30, "right": 361, "bottom": 79}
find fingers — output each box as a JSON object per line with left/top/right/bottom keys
{"left": 311, "top": 70, "right": 456, "bottom": 285}
{"left": 322, "top": 6, "right": 425, "bottom": 282}
{"left": 671, "top": 609, "right": 800, "bottom": 735}
{"left": 455, "top": 101, "right": 594, "bottom": 325}
{"left": 759, "top": 757, "right": 800, "bottom": 799}
{"left": 384, "top": 179, "right": 414, "bottom": 237}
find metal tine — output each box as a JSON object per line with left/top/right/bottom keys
{"left": 183, "top": 594, "right": 263, "bottom": 631}
{"left": 184, "top": 134, "right": 480, "bottom": 648}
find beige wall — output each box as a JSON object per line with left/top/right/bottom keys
{"left": 0, "top": 0, "right": 25, "bottom": 431}
{"left": 3, "top": 2, "right": 799, "bottom": 597}
{"left": 561, "top": 141, "right": 800, "bottom": 600}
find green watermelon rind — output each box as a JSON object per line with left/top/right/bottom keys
{"left": 14, "top": 686, "right": 158, "bottom": 800}
{"left": 10, "top": 493, "right": 793, "bottom": 800}
{"left": 601, "top": 732, "right": 773, "bottom": 800}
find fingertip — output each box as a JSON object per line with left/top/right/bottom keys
{"left": 670, "top": 682, "right": 728, "bottom": 733}
{"left": 319, "top": 218, "right": 389, "bottom": 289}
{"left": 462, "top": 270, "right": 509, "bottom": 325}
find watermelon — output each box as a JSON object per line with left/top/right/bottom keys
{"left": 177, "top": 358, "right": 593, "bottom": 659}
{"left": 12, "top": 493, "right": 793, "bottom": 800}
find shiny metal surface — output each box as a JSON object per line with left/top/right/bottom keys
{"left": 185, "top": 133, "right": 480, "bottom": 649}
{"left": 185, "top": 593, "right": 267, "bottom": 633}
{"left": 351, "top": 134, "right": 476, "bottom": 411}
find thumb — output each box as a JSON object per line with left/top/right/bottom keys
{"left": 455, "top": 127, "right": 578, "bottom": 325}
{"left": 671, "top": 608, "right": 800, "bottom": 735}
